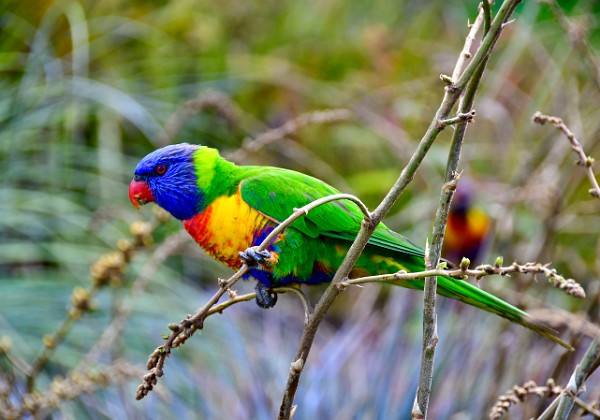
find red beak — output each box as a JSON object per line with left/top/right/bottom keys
{"left": 129, "top": 179, "right": 155, "bottom": 209}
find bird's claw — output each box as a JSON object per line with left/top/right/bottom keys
{"left": 255, "top": 282, "right": 278, "bottom": 309}
{"left": 239, "top": 247, "right": 272, "bottom": 268}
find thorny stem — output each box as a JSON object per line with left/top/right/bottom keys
{"left": 278, "top": 1, "right": 523, "bottom": 418}
{"left": 453, "top": 0, "right": 523, "bottom": 92}
{"left": 136, "top": 193, "right": 369, "bottom": 400}
{"left": 451, "top": 7, "right": 484, "bottom": 83}
{"left": 416, "top": 7, "right": 495, "bottom": 415}
{"left": 414, "top": 176, "right": 459, "bottom": 418}
{"left": 415, "top": 1, "right": 496, "bottom": 415}
{"left": 532, "top": 111, "right": 600, "bottom": 199}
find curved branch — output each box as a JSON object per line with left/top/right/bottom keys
{"left": 532, "top": 112, "right": 600, "bottom": 199}
{"left": 226, "top": 109, "right": 354, "bottom": 163}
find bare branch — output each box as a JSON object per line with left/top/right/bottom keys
{"left": 416, "top": 174, "right": 460, "bottom": 415}
{"left": 438, "top": 110, "right": 476, "bottom": 127}
{"left": 532, "top": 111, "right": 600, "bottom": 198}
{"left": 341, "top": 260, "right": 586, "bottom": 299}
{"left": 416, "top": 1, "right": 492, "bottom": 413}
{"left": 205, "top": 287, "right": 312, "bottom": 321}
{"left": 226, "top": 109, "right": 354, "bottom": 163}
{"left": 159, "top": 90, "right": 246, "bottom": 146}
{"left": 450, "top": 7, "right": 485, "bottom": 83}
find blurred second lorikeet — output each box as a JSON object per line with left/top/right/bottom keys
{"left": 443, "top": 182, "right": 490, "bottom": 264}
{"left": 129, "top": 143, "right": 571, "bottom": 349}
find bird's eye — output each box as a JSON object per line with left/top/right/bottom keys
{"left": 155, "top": 164, "right": 167, "bottom": 175}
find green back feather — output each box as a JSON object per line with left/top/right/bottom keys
{"left": 238, "top": 167, "right": 424, "bottom": 258}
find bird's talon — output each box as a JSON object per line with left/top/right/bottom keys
{"left": 255, "top": 282, "right": 278, "bottom": 309}
{"left": 239, "top": 247, "right": 272, "bottom": 267}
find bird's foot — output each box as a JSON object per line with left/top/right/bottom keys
{"left": 254, "top": 282, "right": 278, "bottom": 309}
{"left": 239, "top": 247, "right": 272, "bottom": 269}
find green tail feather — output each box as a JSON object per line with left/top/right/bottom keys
{"left": 389, "top": 275, "right": 573, "bottom": 350}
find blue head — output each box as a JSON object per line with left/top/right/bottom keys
{"left": 129, "top": 143, "right": 203, "bottom": 220}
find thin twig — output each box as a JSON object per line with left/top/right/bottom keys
{"left": 532, "top": 111, "right": 600, "bottom": 198}
{"left": 226, "top": 109, "right": 354, "bottom": 163}
{"left": 528, "top": 308, "right": 600, "bottom": 339}
{"left": 453, "top": 0, "right": 523, "bottom": 92}
{"left": 159, "top": 90, "right": 245, "bottom": 146}
{"left": 136, "top": 267, "right": 249, "bottom": 400}
{"left": 206, "top": 287, "right": 312, "bottom": 323}
{"left": 26, "top": 306, "right": 86, "bottom": 391}
{"left": 450, "top": 7, "right": 485, "bottom": 83}
{"left": 273, "top": 287, "right": 314, "bottom": 324}
{"left": 340, "top": 261, "right": 585, "bottom": 299}
{"left": 0, "top": 341, "right": 32, "bottom": 377}
{"left": 438, "top": 110, "right": 476, "bottom": 127}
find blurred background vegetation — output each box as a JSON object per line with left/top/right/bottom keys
{"left": 1, "top": 0, "right": 600, "bottom": 418}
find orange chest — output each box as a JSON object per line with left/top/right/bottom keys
{"left": 182, "top": 193, "right": 274, "bottom": 268}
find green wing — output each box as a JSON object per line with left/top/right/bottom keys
{"left": 238, "top": 167, "right": 573, "bottom": 350}
{"left": 238, "top": 167, "right": 424, "bottom": 258}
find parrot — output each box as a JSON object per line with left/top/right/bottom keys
{"left": 443, "top": 182, "right": 490, "bottom": 264}
{"left": 128, "top": 143, "right": 571, "bottom": 349}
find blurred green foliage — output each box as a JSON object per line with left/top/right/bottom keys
{"left": 1, "top": 0, "right": 600, "bottom": 418}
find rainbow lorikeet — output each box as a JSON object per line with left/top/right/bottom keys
{"left": 129, "top": 143, "right": 570, "bottom": 349}
{"left": 443, "top": 183, "right": 490, "bottom": 264}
